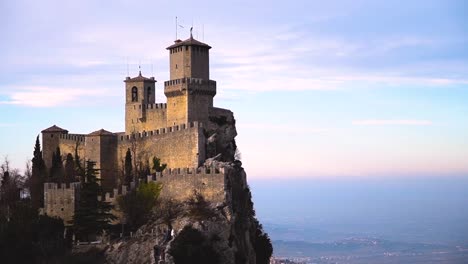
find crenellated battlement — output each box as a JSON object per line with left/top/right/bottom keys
{"left": 44, "top": 182, "right": 81, "bottom": 190}
{"left": 58, "top": 133, "right": 86, "bottom": 142}
{"left": 141, "top": 103, "right": 167, "bottom": 110}
{"left": 98, "top": 166, "right": 226, "bottom": 205}
{"left": 164, "top": 77, "right": 216, "bottom": 87}
{"left": 117, "top": 121, "right": 203, "bottom": 142}
{"left": 164, "top": 77, "right": 216, "bottom": 97}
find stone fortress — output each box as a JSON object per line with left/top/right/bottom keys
{"left": 42, "top": 34, "right": 238, "bottom": 223}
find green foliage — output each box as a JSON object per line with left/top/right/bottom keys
{"left": 31, "top": 135, "right": 47, "bottom": 209}
{"left": 169, "top": 226, "right": 220, "bottom": 264}
{"left": 117, "top": 181, "right": 162, "bottom": 231}
{"left": 64, "top": 153, "right": 75, "bottom": 184}
{"left": 74, "top": 144, "right": 85, "bottom": 178}
{"left": 0, "top": 200, "right": 69, "bottom": 263}
{"left": 71, "top": 160, "right": 115, "bottom": 241}
{"left": 152, "top": 156, "right": 167, "bottom": 173}
{"left": 185, "top": 191, "right": 217, "bottom": 221}
{"left": 50, "top": 146, "right": 64, "bottom": 183}
{"left": 152, "top": 198, "right": 184, "bottom": 226}
{"left": 124, "top": 148, "right": 133, "bottom": 185}
{"left": 253, "top": 220, "right": 273, "bottom": 264}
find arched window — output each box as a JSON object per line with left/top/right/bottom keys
{"left": 132, "top": 87, "right": 138, "bottom": 102}
{"left": 147, "top": 87, "right": 151, "bottom": 102}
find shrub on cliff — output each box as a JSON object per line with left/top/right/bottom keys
{"left": 253, "top": 220, "right": 273, "bottom": 264}
{"left": 117, "top": 181, "right": 162, "bottom": 231}
{"left": 169, "top": 225, "right": 220, "bottom": 264}
{"left": 185, "top": 190, "right": 217, "bottom": 221}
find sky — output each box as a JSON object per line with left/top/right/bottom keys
{"left": 0, "top": 0, "right": 467, "bottom": 179}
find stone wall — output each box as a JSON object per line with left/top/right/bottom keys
{"left": 44, "top": 182, "right": 80, "bottom": 225}
{"left": 99, "top": 167, "right": 226, "bottom": 209}
{"left": 125, "top": 103, "right": 167, "bottom": 133}
{"left": 117, "top": 121, "right": 206, "bottom": 171}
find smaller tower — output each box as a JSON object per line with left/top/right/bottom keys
{"left": 41, "top": 125, "right": 68, "bottom": 168}
{"left": 124, "top": 71, "right": 157, "bottom": 134}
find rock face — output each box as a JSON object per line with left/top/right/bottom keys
{"left": 105, "top": 163, "right": 261, "bottom": 264}
{"left": 104, "top": 115, "right": 268, "bottom": 264}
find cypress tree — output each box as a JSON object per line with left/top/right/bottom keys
{"left": 124, "top": 148, "right": 133, "bottom": 185}
{"left": 31, "top": 136, "right": 46, "bottom": 209}
{"left": 74, "top": 146, "right": 84, "bottom": 180}
{"left": 50, "top": 147, "right": 64, "bottom": 183}
{"left": 71, "top": 160, "right": 115, "bottom": 241}
{"left": 64, "top": 153, "right": 75, "bottom": 185}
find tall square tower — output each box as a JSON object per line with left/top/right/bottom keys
{"left": 164, "top": 35, "right": 217, "bottom": 126}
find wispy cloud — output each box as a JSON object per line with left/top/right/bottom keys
{"left": 238, "top": 123, "right": 330, "bottom": 134}
{"left": 0, "top": 86, "right": 110, "bottom": 107}
{"left": 352, "top": 119, "right": 433, "bottom": 126}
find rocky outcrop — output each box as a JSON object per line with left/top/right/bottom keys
{"left": 104, "top": 109, "right": 270, "bottom": 263}
{"left": 104, "top": 162, "right": 262, "bottom": 264}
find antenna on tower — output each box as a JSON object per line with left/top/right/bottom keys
{"left": 126, "top": 57, "right": 129, "bottom": 76}
{"left": 151, "top": 63, "right": 154, "bottom": 77}
{"left": 175, "top": 16, "right": 178, "bottom": 40}
{"left": 138, "top": 61, "right": 141, "bottom": 76}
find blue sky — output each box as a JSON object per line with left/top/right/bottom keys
{"left": 1, "top": 0, "right": 467, "bottom": 178}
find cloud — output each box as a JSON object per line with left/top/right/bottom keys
{"left": 238, "top": 123, "right": 330, "bottom": 134}
{"left": 0, "top": 86, "right": 110, "bottom": 107}
{"left": 351, "top": 119, "right": 433, "bottom": 126}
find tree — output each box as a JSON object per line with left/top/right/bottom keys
{"left": 117, "top": 181, "right": 162, "bottom": 231}
{"left": 30, "top": 136, "right": 47, "bottom": 209}
{"left": 185, "top": 191, "right": 217, "bottom": 222}
{"left": 169, "top": 226, "right": 220, "bottom": 264}
{"left": 1, "top": 158, "right": 20, "bottom": 217}
{"left": 74, "top": 141, "right": 85, "bottom": 179}
{"left": 152, "top": 156, "right": 167, "bottom": 173}
{"left": 124, "top": 148, "right": 133, "bottom": 185}
{"left": 49, "top": 147, "right": 64, "bottom": 183}
{"left": 71, "top": 160, "right": 115, "bottom": 241}
{"left": 152, "top": 198, "right": 183, "bottom": 227}
{"left": 64, "top": 153, "right": 75, "bottom": 185}
{"left": 0, "top": 200, "right": 69, "bottom": 263}
{"left": 253, "top": 219, "right": 273, "bottom": 264}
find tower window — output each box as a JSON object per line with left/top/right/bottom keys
{"left": 132, "top": 86, "right": 138, "bottom": 102}
{"left": 147, "top": 87, "right": 151, "bottom": 102}
{"left": 176, "top": 64, "right": 178, "bottom": 69}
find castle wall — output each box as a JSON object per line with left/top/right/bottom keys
{"left": 85, "top": 134, "right": 118, "bottom": 191}
{"left": 117, "top": 122, "right": 206, "bottom": 171}
{"left": 44, "top": 182, "right": 80, "bottom": 225}
{"left": 155, "top": 167, "right": 225, "bottom": 203}
{"left": 99, "top": 167, "right": 226, "bottom": 212}
{"left": 188, "top": 92, "right": 214, "bottom": 125}
{"left": 125, "top": 103, "right": 167, "bottom": 133}
{"left": 58, "top": 134, "right": 86, "bottom": 160}
{"left": 166, "top": 91, "right": 188, "bottom": 126}
{"left": 190, "top": 46, "right": 209, "bottom": 79}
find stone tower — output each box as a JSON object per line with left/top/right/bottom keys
{"left": 164, "top": 34, "right": 217, "bottom": 126}
{"left": 124, "top": 71, "right": 157, "bottom": 134}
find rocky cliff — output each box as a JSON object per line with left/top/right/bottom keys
{"left": 104, "top": 114, "right": 271, "bottom": 264}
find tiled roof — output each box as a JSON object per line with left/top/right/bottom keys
{"left": 41, "top": 125, "right": 68, "bottom": 133}
{"left": 88, "top": 129, "right": 115, "bottom": 136}
{"left": 166, "top": 37, "right": 211, "bottom": 49}
{"left": 124, "top": 71, "right": 156, "bottom": 82}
